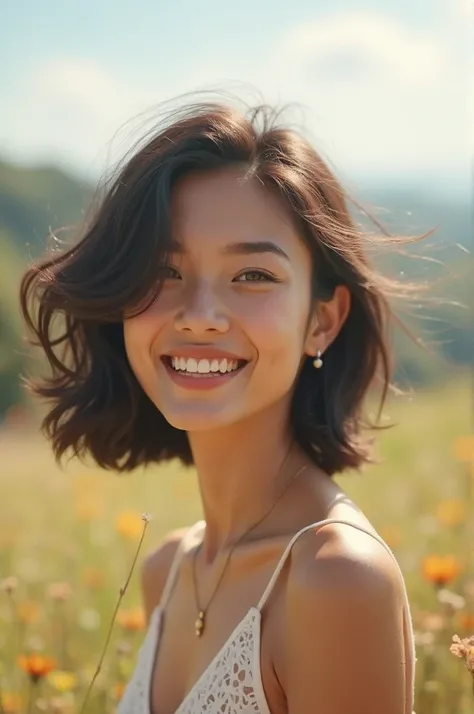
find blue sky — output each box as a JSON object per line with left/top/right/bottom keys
{"left": 1, "top": 0, "right": 471, "bottom": 196}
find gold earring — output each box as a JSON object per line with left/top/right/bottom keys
{"left": 313, "top": 350, "right": 323, "bottom": 369}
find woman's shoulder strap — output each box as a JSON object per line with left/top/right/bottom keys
{"left": 256, "top": 518, "right": 407, "bottom": 611}
{"left": 159, "top": 519, "right": 206, "bottom": 610}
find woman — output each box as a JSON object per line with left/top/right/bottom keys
{"left": 20, "top": 96, "right": 419, "bottom": 714}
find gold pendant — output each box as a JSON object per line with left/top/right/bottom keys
{"left": 195, "top": 610, "right": 205, "bottom": 637}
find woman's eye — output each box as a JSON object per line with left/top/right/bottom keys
{"left": 234, "top": 270, "right": 276, "bottom": 283}
{"left": 159, "top": 266, "right": 181, "bottom": 280}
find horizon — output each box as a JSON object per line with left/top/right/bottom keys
{"left": 0, "top": 149, "right": 469, "bottom": 204}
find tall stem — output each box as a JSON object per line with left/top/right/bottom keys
{"left": 79, "top": 516, "right": 150, "bottom": 714}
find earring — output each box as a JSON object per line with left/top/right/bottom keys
{"left": 313, "top": 350, "right": 323, "bottom": 369}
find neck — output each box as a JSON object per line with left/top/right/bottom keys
{"left": 187, "top": 401, "right": 310, "bottom": 563}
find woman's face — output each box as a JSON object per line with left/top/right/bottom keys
{"left": 123, "top": 166, "right": 325, "bottom": 433}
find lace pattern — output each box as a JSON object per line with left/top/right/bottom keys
{"left": 116, "top": 606, "right": 270, "bottom": 714}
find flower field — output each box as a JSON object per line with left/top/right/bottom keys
{"left": 1, "top": 373, "right": 473, "bottom": 713}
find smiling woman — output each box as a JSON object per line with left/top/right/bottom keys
{"left": 18, "top": 91, "right": 429, "bottom": 714}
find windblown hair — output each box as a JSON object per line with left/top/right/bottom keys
{"left": 19, "top": 93, "right": 436, "bottom": 475}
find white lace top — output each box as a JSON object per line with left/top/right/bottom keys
{"left": 117, "top": 518, "right": 416, "bottom": 714}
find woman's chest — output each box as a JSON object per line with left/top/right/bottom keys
{"left": 150, "top": 555, "right": 287, "bottom": 714}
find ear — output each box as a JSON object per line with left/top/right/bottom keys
{"left": 304, "top": 285, "right": 351, "bottom": 357}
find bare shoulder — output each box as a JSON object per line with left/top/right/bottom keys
{"left": 141, "top": 526, "right": 188, "bottom": 623}
{"left": 279, "top": 522, "right": 408, "bottom": 713}
{"left": 289, "top": 519, "right": 404, "bottom": 596}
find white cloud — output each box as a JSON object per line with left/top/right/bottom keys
{"left": 458, "top": 0, "right": 473, "bottom": 18}
{"left": 33, "top": 57, "right": 130, "bottom": 116}
{"left": 3, "top": 57, "right": 184, "bottom": 178}
{"left": 12, "top": 56, "right": 229, "bottom": 177}
{"left": 280, "top": 11, "right": 450, "bottom": 87}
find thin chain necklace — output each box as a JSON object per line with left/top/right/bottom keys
{"left": 191, "top": 451, "right": 308, "bottom": 637}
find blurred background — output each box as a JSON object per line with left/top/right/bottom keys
{"left": 1, "top": 1, "right": 473, "bottom": 713}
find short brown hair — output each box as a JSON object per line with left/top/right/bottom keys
{"left": 19, "top": 95, "right": 436, "bottom": 475}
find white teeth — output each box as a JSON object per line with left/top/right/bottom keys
{"left": 197, "top": 359, "right": 210, "bottom": 373}
{"left": 186, "top": 358, "right": 198, "bottom": 373}
{"left": 169, "top": 356, "right": 242, "bottom": 374}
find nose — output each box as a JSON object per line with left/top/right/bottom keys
{"left": 173, "top": 281, "right": 230, "bottom": 334}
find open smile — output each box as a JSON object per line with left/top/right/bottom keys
{"left": 160, "top": 355, "right": 249, "bottom": 390}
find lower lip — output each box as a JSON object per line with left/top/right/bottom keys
{"left": 162, "top": 360, "right": 247, "bottom": 391}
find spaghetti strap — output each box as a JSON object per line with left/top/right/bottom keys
{"left": 159, "top": 520, "right": 206, "bottom": 610}
{"left": 257, "top": 518, "right": 410, "bottom": 611}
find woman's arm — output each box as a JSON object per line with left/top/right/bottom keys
{"left": 282, "top": 527, "right": 408, "bottom": 714}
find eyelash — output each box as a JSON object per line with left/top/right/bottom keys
{"left": 162, "top": 267, "right": 280, "bottom": 283}
{"left": 235, "top": 269, "right": 279, "bottom": 283}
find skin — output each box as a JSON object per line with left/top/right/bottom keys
{"left": 123, "top": 166, "right": 410, "bottom": 714}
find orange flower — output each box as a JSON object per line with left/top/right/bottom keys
{"left": 422, "top": 555, "right": 463, "bottom": 588}
{"left": 115, "top": 512, "right": 144, "bottom": 541}
{"left": 456, "top": 612, "right": 474, "bottom": 631}
{"left": 0, "top": 692, "right": 22, "bottom": 713}
{"left": 452, "top": 435, "right": 474, "bottom": 463}
{"left": 18, "top": 654, "right": 56, "bottom": 683}
{"left": 113, "top": 682, "right": 126, "bottom": 701}
{"left": 116, "top": 607, "right": 146, "bottom": 632}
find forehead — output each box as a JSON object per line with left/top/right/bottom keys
{"left": 170, "top": 166, "right": 303, "bottom": 252}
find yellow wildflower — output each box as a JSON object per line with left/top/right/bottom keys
{"left": 47, "top": 670, "right": 78, "bottom": 693}
{"left": 452, "top": 435, "right": 474, "bottom": 463}
{"left": 436, "top": 498, "right": 466, "bottom": 527}
{"left": 115, "top": 512, "right": 144, "bottom": 541}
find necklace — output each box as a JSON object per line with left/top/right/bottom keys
{"left": 191, "top": 451, "right": 308, "bottom": 637}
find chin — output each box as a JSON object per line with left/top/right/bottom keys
{"left": 158, "top": 403, "right": 240, "bottom": 433}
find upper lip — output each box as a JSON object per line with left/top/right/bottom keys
{"left": 162, "top": 346, "right": 248, "bottom": 362}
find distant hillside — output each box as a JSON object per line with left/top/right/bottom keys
{"left": 0, "top": 156, "right": 472, "bottom": 417}
{"left": 0, "top": 159, "right": 93, "bottom": 259}
{"left": 1, "top": 156, "right": 471, "bottom": 257}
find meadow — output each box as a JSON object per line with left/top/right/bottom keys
{"left": 1, "top": 373, "right": 474, "bottom": 714}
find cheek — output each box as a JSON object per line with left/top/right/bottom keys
{"left": 123, "top": 315, "right": 157, "bottom": 384}
{"left": 243, "top": 289, "right": 308, "bottom": 367}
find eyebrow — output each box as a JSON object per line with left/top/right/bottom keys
{"left": 170, "top": 240, "right": 290, "bottom": 261}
